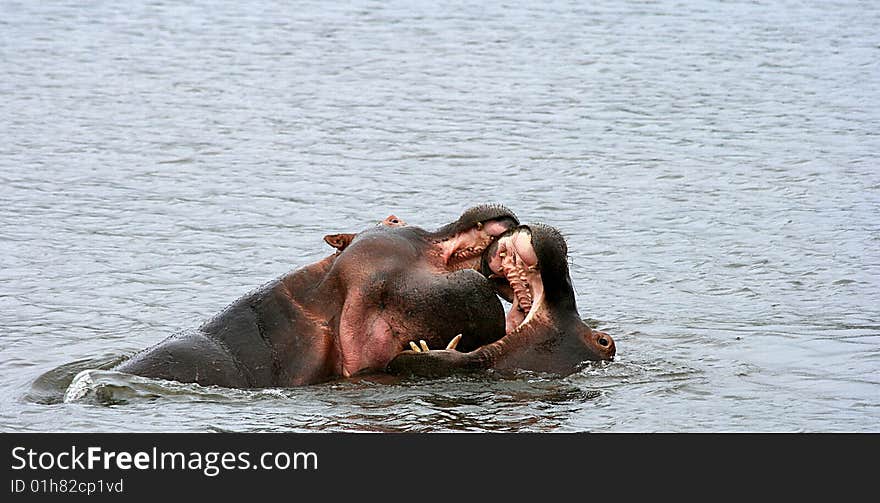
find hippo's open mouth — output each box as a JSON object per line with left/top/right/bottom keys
{"left": 482, "top": 227, "right": 545, "bottom": 334}
{"left": 440, "top": 220, "right": 519, "bottom": 272}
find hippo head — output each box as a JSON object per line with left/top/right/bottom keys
{"left": 322, "top": 213, "right": 409, "bottom": 252}
{"left": 322, "top": 204, "right": 519, "bottom": 273}
{"left": 479, "top": 223, "right": 616, "bottom": 371}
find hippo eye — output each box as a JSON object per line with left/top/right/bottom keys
{"left": 390, "top": 219, "right": 398, "bottom": 224}
{"left": 598, "top": 336, "right": 609, "bottom": 347}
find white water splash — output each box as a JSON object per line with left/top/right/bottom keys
{"left": 63, "top": 369, "right": 97, "bottom": 403}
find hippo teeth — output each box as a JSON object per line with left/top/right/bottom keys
{"left": 501, "top": 252, "right": 536, "bottom": 325}
{"left": 510, "top": 278, "right": 532, "bottom": 314}
{"left": 519, "top": 292, "right": 533, "bottom": 313}
{"left": 451, "top": 246, "right": 484, "bottom": 261}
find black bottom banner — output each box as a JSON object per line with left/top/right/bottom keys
{"left": 2, "top": 433, "right": 875, "bottom": 499}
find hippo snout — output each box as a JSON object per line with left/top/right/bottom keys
{"left": 591, "top": 330, "right": 616, "bottom": 360}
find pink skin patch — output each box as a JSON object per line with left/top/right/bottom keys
{"left": 336, "top": 294, "right": 397, "bottom": 377}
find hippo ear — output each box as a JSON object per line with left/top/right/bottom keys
{"left": 324, "top": 233, "right": 355, "bottom": 251}
{"left": 382, "top": 214, "right": 406, "bottom": 227}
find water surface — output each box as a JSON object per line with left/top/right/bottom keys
{"left": 1, "top": 0, "right": 878, "bottom": 432}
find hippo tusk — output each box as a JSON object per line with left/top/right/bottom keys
{"left": 446, "top": 334, "right": 462, "bottom": 350}
{"left": 419, "top": 340, "right": 430, "bottom": 352}
{"left": 410, "top": 341, "right": 421, "bottom": 352}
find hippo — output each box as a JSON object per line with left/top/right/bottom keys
{"left": 112, "top": 204, "right": 519, "bottom": 388}
{"left": 387, "top": 223, "right": 616, "bottom": 377}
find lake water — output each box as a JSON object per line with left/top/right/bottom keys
{"left": 1, "top": 0, "right": 878, "bottom": 432}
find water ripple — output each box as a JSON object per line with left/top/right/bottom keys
{"left": 2, "top": 0, "right": 879, "bottom": 432}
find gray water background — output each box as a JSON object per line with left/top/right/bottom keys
{"left": 1, "top": 0, "right": 878, "bottom": 432}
